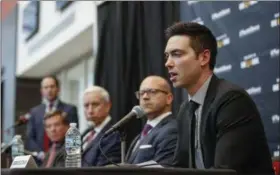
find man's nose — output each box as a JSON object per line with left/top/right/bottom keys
{"left": 49, "top": 126, "right": 56, "bottom": 132}
{"left": 87, "top": 106, "right": 94, "bottom": 114}
{"left": 165, "top": 57, "right": 174, "bottom": 68}
{"left": 142, "top": 92, "right": 150, "bottom": 99}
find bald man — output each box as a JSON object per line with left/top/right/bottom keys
{"left": 125, "top": 76, "right": 178, "bottom": 166}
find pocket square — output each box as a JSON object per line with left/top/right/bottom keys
{"left": 139, "top": 144, "right": 153, "bottom": 149}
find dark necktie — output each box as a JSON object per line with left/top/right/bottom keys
{"left": 85, "top": 130, "right": 96, "bottom": 144}
{"left": 188, "top": 100, "right": 199, "bottom": 168}
{"left": 141, "top": 124, "right": 153, "bottom": 138}
{"left": 132, "top": 124, "right": 153, "bottom": 153}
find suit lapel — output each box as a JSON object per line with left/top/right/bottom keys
{"left": 174, "top": 100, "right": 191, "bottom": 166}
{"left": 56, "top": 100, "right": 64, "bottom": 111}
{"left": 183, "top": 102, "right": 194, "bottom": 168}
{"left": 127, "top": 134, "right": 141, "bottom": 163}
{"left": 42, "top": 152, "right": 50, "bottom": 167}
{"left": 200, "top": 75, "right": 219, "bottom": 160}
{"left": 82, "top": 121, "right": 112, "bottom": 155}
{"left": 128, "top": 115, "right": 173, "bottom": 163}
{"left": 52, "top": 143, "right": 65, "bottom": 167}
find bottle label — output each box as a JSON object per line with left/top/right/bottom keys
{"left": 65, "top": 136, "right": 81, "bottom": 155}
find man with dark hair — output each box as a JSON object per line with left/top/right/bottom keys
{"left": 42, "top": 110, "right": 69, "bottom": 167}
{"left": 26, "top": 75, "right": 79, "bottom": 163}
{"left": 164, "top": 22, "right": 273, "bottom": 173}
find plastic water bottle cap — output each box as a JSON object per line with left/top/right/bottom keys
{"left": 15, "top": 135, "right": 22, "bottom": 139}
{"left": 70, "top": 123, "right": 77, "bottom": 127}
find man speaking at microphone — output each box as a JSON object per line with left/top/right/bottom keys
{"left": 125, "top": 76, "right": 178, "bottom": 166}
{"left": 82, "top": 86, "right": 121, "bottom": 166}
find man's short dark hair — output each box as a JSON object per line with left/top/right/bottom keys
{"left": 42, "top": 75, "right": 60, "bottom": 88}
{"left": 165, "top": 22, "right": 217, "bottom": 70}
{"left": 43, "top": 110, "right": 69, "bottom": 126}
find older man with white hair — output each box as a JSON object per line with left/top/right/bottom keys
{"left": 81, "top": 85, "right": 121, "bottom": 167}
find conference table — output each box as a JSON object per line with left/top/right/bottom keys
{"left": 2, "top": 167, "right": 236, "bottom": 175}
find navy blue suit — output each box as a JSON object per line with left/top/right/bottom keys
{"left": 126, "top": 115, "right": 177, "bottom": 166}
{"left": 26, "top": 100, "right": 79, "bottom": 152}
{"left": 82, "top": 121, "right": 121, "bottom": 166}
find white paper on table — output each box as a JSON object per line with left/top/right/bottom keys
{"left": 136, "top": 160, "right": 163, "bottom": 168}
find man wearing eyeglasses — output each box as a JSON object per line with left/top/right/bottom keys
{"left": 125, "top": 76, "right": 178, "bottom": 166}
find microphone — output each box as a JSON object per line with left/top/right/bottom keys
{"left": 3, "top": 114, "right": 31, "bottom": 136}
{"left": 14, "top": 113, "right": 31, "bottom": 127}
{"left": 104, "top": 106, "right": 145, "bottom": 137}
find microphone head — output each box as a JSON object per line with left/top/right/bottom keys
{"left": 19, "top": 113, "right": 31, "bottom": 121}
{"left": 24, "top": 113, "right": 31, "bottom": 120}
{"left": 131, "top": 106, "right": 146, "bottom": 119}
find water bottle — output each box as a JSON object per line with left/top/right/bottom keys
{"left": 11, "top": 135, "right": 24, "bottom": 160}
{"left": 65, "top": 123, "right": 81, "bottom": 167}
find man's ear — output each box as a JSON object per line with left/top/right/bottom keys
{"left": 167, "top": 93, "right": 173, "bottom": 105}
{"left": 199, "top": 49, "right": 211, "bottom": 67}
{"left": 106, "top": 101, "right": 112, "bottom": 113}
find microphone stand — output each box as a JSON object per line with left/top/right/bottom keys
{"left": 120, "top": 130, "right": 127, "bottom": 165}
{"left": 118, "top": 130, "right": 137, "bottom": 167}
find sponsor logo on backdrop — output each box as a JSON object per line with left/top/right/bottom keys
{"left": 239, "top": 1, "right": 258, "bottom": 11}
{"left": 239, "top": 24, "right": 260, "bottom": 38}
{"left": 217, "top": 34, "right": 230, "bottom": 48}
{"left": 272, "top": 78, "right": 279, "bottom": 92}
{"left": 240, "top": 53, "right": 259, "bottom": 69}
{"left": 187, "top": 1, "right": 199, "bottom": 5}
{"left": 272, "top": 114, "right": 280, "bottom": 124}
{"left": 246, "top": 86, "right": 262, "bottom": 96}
{"left": 214, "top": 64, "right": 232, "bottom": 74}
{"left": 211, "top": 8, "right": 231, "bottom": 21}
{"left": 271, "top": 13, "right": 280, "bottom": 28}
{"left": 192, "top": 17, "right": 204, "bottom": 25}
{"left": 270, "top": 48, "right": 280, "bottom": 58}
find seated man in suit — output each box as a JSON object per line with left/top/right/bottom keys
{"left": 164, "top": 22, "right": 273, "bottom": 173}
{"left": 26, "top": 75, "right": 79, "bottom": 163}
{"left": 125, "top": 76, "right": 177, "bottom": 166}
{"left": 82, "top": 86, "right": 121, "bottom": 166}
{"left": 41, "top": 110, "right": 70, "bottom": 167}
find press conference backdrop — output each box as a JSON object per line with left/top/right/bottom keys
{"left": 180, "top": 1, "right": 280, "bottom": 156}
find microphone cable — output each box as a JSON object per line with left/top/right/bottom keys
{"left": 98, "top": 134, "right": 120, "bottom": 167}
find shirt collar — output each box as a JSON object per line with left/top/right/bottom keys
{"left": 94, "top": 116, "right": 111, "bottom": 134}
{"left": 43, "top": 98, "right": 59, "bottom": 107}
{"left": 188, "top": 75, "right": 213, "bottom": 105}
{"left": 146, "top": 112, "right": 172, "bottom": 128}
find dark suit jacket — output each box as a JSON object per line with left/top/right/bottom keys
{"left": 26, "top": 100, "right": 79, "bottom": 152}
{"left": 126, "top": 115, "right": 177, "bottom": 166}
{"left": 41, "top": 142, "right": 65, "bottom": 168}
{"left": 82, "top": 121, "right": 121, "bottom": 167}
{"left": 173, "top": 75, "right": 274, "bottom": 174}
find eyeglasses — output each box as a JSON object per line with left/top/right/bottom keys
{"left": 135, "top": 88, "right": 168, "bottom": 99}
